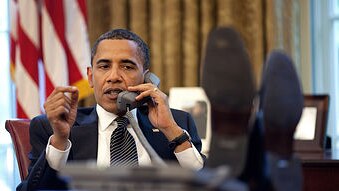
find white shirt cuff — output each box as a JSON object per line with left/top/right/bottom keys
{"left": 45, "top": 135, "right": 72, "bottom": 171}
{"left": 174, "top": 143, "right": 204, "bottom": 170}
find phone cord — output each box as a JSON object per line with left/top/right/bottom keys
{"left": 126, "top": 110, "right": 167, "bottom": 167}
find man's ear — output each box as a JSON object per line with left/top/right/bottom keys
{"left": 143, "top": 69, "right": 150, "bottom": 83}
{"left": 87, "top": 67, "right": 94, "bottom": 88}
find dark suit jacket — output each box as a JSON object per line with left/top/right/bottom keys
{"left": 17, "top": 106, "right": 204, "bottom": 191}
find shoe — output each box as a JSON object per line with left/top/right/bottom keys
{"left": 261, "top": 51, "right": 304, "bottom": 191}
{"left": 201, "top": 27, "right": 256, "bottom": 178}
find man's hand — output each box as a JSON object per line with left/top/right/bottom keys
{"left": 44, "top": 86, "right": 79, "bottom": 150}
{"left": 127, "top": 84, "right": 191, "bottom": 152}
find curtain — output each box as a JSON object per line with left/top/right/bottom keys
{"left": 84, "top": 0, "right": 300, "bottom": 105}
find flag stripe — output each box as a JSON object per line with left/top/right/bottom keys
{"left": 42, "top": 4, "right": 68, "bottom": 87}
{"left": 44, "top": 1, "right": 65, "bottom": 41}
{"left": 18, "top": 24, "right": 40, "bottom": 84}
{"left": 15, "top": 49, "right": 40, "bottom": 118}
{"left": 16, "top": 97, "right": 27, "bottom": 119}
{"left": 18, "top": 0, "right": 39, "bottom": 47}
{"left": 45, "top": 71, "right": 55, "bottom": 98}
{"left": 77, "top": 0, "right": 88, "bottom": 24}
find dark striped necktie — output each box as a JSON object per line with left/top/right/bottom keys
{"left": 110, "top": 116, "right": 138, "bottom": 167}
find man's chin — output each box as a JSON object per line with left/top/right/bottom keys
{"left": 101, "top": 104, "right": 118, "bottom": 114}
{"left": 100, "top": 102, "right": 127, "bottom": 116}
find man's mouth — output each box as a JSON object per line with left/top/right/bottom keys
{"left": 104, "top": 88, "right": 123, "bottom": 99}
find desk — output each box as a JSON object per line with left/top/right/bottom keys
{"left": 299, "top": 152, "right": 339, "bottom": 191}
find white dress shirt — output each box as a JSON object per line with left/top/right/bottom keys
{"left": 46, "top": 104, "right": 204, "bottom": 171}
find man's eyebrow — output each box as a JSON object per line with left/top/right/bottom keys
{"left": 121, "top": 59, "right": 137, "bottom": 66}
{"left": 96, "top": 58, "right": 111, "bottom": 64}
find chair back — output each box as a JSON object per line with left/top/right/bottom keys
{"left": 5, "top": 119, "right": 31, "bottom": 180}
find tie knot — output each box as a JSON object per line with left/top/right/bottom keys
{"left": 115, "top": 116, "right": 129, "bottom": 127}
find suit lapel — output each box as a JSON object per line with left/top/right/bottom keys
{"left": 137, "top": 107, "right": 174, "bottom": 160}
{"left": 70, "top": 107, "right": 99, "bottom": 161}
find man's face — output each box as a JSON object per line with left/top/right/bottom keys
{"left": 87, "top": 39, "right": 146, "bottom": 114}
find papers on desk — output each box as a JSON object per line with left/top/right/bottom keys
{"left": 294, "top": 107, "right": 317, "bottom": 140}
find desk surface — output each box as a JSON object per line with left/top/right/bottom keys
{"left": 297, "top": 150, "right": 339, "bottom": 191}
{"left": 297, "top": 149, "right": 339, "bottom": 160}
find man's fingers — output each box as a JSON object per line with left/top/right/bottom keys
{"left": 62, "top": 86, "right": 79, "bottom": 102}
{"left": 70, "top": 87, "right": 79, "bottom": 103}
{"left": 45, "top": 97, "right": 71, "bottom": 113}
{"left": 55, "top": 86, "right": 78, "bottom": 93}
{"left": 53, "top": 105, "right": 71, "bottom": 117}
{"left": 45, "top": 91, "right": 72, "bottom": 108}
{"left": 45, "top": 86, "right": 78, "bottom": 106}
{"left": 128, "top": 83, "right": 160, "bottom": 101}
{"left": 127, "top": 83, "right": 154, "bottom": 92}
{"left": 135, "top": 89, "right": 153, "bottom": 100}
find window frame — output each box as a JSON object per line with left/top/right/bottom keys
{"left": 311, "top": 0, "right": 339, "bottom": 155}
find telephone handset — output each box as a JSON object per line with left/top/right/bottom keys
{"left": 117, "top": 72, "right": 160, "bottom": 113}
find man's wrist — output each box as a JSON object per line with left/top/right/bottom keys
{"left": 50, "top": 135, "right": 68, "bottom": 151}
{"left": 168, "top": 130, "right": 192, "bottom": 151}
{"left": 161, "top": 123, "right": 184, "bottom": 141}
{"left": 46, "top": 136, "right": 71, "bottom": 171}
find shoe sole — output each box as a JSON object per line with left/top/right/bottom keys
{"left": 262, "top": 51, "right": 304, "bottom": 191}
{"left": 262, "top": 51, "right": 304, "bottom": 157}
{"left": 201, "top": 27, "right": 256, "bottom": 177}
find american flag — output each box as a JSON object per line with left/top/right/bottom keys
{"left": 10, "top": 0, "right": 92, "bottom": 119}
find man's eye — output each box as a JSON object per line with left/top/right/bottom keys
{"left": 98, "top": 64, "right": 109, "bottom": 69}
{"left": 124, "top": 66, "right": 132, "bottom": 70}
{"left": 122, "top": 64, "right": 134, "bottom": 70}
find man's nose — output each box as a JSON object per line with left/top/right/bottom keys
{"left": 107, "top": 67, "right": 122, "bottom": 82}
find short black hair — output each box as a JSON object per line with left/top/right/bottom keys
{"left": 91, "top": 29, "right": 150, "bottom": 70}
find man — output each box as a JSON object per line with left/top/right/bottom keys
{"left": 17, "top": 29, "right": 204, "bottom": 191}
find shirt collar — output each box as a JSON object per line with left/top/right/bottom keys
{"left": 96, "top": 104, "right": 137, "bottom": 131}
